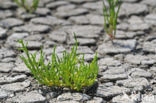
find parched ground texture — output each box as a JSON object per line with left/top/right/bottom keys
{"left": 0, "top": 0, "right": 156, "bottom": 103}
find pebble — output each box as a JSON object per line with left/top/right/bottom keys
{"left": 82, "top": 1, "right": 103, "bottom": 11}
{"left": 141, "top": 60, "right": 155, "bottom": 65}
{"left": 129, "top": 23, "right": 150, "bottom": 31}
{"left": 98, "top": 40, "right": 137, "bottom": 54}
{"left": 143, "top": 41, "right": 156, "bottom": 53}
{"left": 35, "top": 8, "right": 51, "bottom": 16}
{"left": 67, "top": 25, "right": 103, "bottom": 38}
{"left": 48, "top": 30, "right": 67, "bottom": 43}
{"left": 18, "top": 12, "right": 36, "bottom": 20}
{"left": 1, "top": 81, "right": 30, "bottom": 92}
{"left": 31, "top": 16, "right": 71, "bottom": 26}
{"left": 125, "top": 54, "right": 147, "bottom": 65}
{"left": 44, "top": 46, "right": 66, "bottom": 56}
{"left": 57, "top": 4, "right": 76, "bottom": 12}
{"left": 86, "top": 14, "right": 104, "bottom": 25}
{"left": 55, "top": 8, "right": 88, "bottom": 18}
{"left": 7, "top": 91, "right": 46, "bottom": 103}
{"left": 0, "top": 57, "right": 15, "bottom": 63}
{"left": 12, "top": 63, "right": 30, "bottom": 73}
{"left": 69, "top": 38, "right": 96, "bottom": 45}
{"left": 46, "top": 1, "right": 69, "bottom": 9}
{"left": 116, "top": 78, "right": 149, "bottom": 91}
{"left": 0, "top": 89, "right": 9, "bottom": 99}
{"left": 55, "top": 46, "right": 66, "bottom": 53}
{"left": 149, "top": 67, "right": 156, "bottom": 73}
{"left": 0, "top": 18, "right": 23, "bottom": 28}
{"left": 0, "top": 27, "right": 7, "bottom": 39}
{"left": 112, "top": 93, "right": 140, "bottom": 103}
{"left": 17, "top": 41, "right": 42, "bottom": 50}
{"left": 128, "top": 68, "right": 152, "bottom": 78}
{"left": 100, "top": 67, "right": 128, "bottom": 81}
{"left": 117, "top": 23, "right": 129, "bottom": 31}
{"left": 7, "top": 32, "right": 29, "bottom": 41}
{"left": 0, "top": 10, "right": 13, "bottom": 19}
{"left": 0, "top": 74, "right": 27, "bottom": 85}
{"left": 145, "top": 14, "right": 156, "bottom": 26}
{"left": 13, "top": 23, "right": 51, "bottom": 33}
{"left": 0, "top": 63, "right": 14, "bottom": 73}
{"left": 69, "top": 16, "right": 89, "bottom": 25}
{"left": 141, "top": 94, "right": 156, "bottom": 103}
{"left": 120, "top": 3, "right": 148, "bottom": 16}
{"left": 100, "top": 73, "right": 128, "bottom": 82}
{"left": 24, "top": 34, "right": 43, "bottom": 41}
{"left": 98, "top": 57, "right": 121, "bottom": 66}
{"left": 128, "top": 16, "right": 150, "bottom": 31}
{"left": 115, "top": 31, "right": 135, "bottom": 39}
{"left": 80, "top": 54, "right": 96, "bottom": 62}
{"left": 0, "top": 48, "right": 16, "bottom": 59}
{"left": 145, "top": 34, "right": 156, "bottom": 41}
{"left": 76, "top": 46, "right": 94, "bottom": 54}
{"left": 96, "top": 85, "right": 130, "bottom": 98}
{"left": 57, "top": 92, "right": 90, "bottom": 102}
{"left": 0, "top": 0, "right": 17, "bottom": 9}
{"left": 39, "top": 0, "right": 52, "bottom": 7}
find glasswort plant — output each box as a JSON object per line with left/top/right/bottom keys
{"left": 102, "top": 0, "right": 121, "bottom": 39}
{"left": 18, "top": 35, "right": 99, "bottom": 91}
{"left": 14, "top": 0, "right": 40, "bottom": 13}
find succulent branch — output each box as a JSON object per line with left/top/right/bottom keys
{"left": 102, "top": 0, "right": 122, "bottom": 40}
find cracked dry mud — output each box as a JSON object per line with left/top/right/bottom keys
{"left": 0, "top": 0, "right": 156, "bottom": 103}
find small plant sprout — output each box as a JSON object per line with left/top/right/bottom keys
{"left": 18, "top": 34, "right": 99, "bottom": 91}
{"left": 14, "top": 0, "right": 40, "bottom": 13}
{"left": 102, "top": 0, "right": 122, "bottom": 40}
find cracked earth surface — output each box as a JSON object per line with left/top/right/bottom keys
{"left": 0, "top": 0, "right": 156, "bottom": 103}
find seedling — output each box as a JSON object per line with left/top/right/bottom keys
{"left": 102, "top": 0, "right": 121, "bottom": 39}
{"left": 14, "top": 0, "right": 40, "bottom": 13}
{"left": 18, "top": 34, "right": 99, "bottom": 91}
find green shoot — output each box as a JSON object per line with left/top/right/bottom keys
{"left": 14, "top": 0, "right": 40, "bottom": 13}
{"left": 102, "top": 0, "right": 122, "bottom": 39}
{"left": 17, "top": 34, "right": 99, "bottom": 91}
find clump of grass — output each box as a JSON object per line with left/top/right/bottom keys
{"left": 18, "top": 34, "right": 99, "bottom": 91}
{"left": 102, "top": 0, "right": 122, "bottom": 39}
{"left": 14, "top": 0, "right": 40, "bottom": 13}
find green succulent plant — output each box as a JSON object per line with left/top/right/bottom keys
{"left": 14, "top": 0, "right": 40, "bottom": 13}
{"left": 18, "top": 34, "right": 99, "bottom": 91}
{"left": 102, "top": 0, "right": 122, "bottom": 39}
